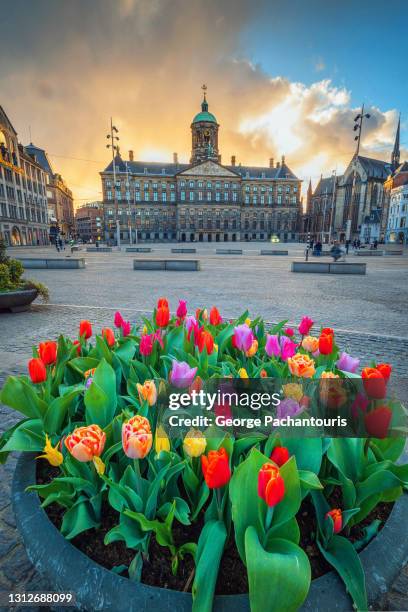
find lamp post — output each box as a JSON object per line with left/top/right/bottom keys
{"left": 125, "top": 161, "right": 132, "bottom": 245}
{"left": 106, "top": 118, "right": 120, "bottom": 247}
{"left": 346, "top": 105, "right": 371, "bottom": 242}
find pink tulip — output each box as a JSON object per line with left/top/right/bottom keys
{"left": 266, "top": 335, "right": 297, "bottom": 361}
{"left": 285, "top": 327, "right": 295, "bottom": 337}
{"left": 298, "top": 316, "right": 314, "bottom": 336}
{"left": 122, "top": 320, "right": 131, "bottom": 337}
{"left": 114, "top": 311, "right": 124, "bottom": 328}
{"left": 233, "top": 324, "right": 254, "bottom": 352}
{"left": 265, "top": 334, "right": 281, "bottom": 357}
{"left": 336, "top": 352, "right": 360, "bottom": 373}
{"left": 176, "top": 300, "right": 187, "bottom": 319}
{"left": 140, "top": 334, "right": 154, "bottom": 356}
{"left": 170, "top": 360, "right": 197, "bottom": 388}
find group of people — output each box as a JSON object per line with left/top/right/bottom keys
{"left": 305, "top": 238, "right": 346, "bottom": 262}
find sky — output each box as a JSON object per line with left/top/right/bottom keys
{"left": 1, "top": 0, "right": 407, "bottom": 206}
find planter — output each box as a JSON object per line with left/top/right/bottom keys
{"left": 13, "top": 453, "right": 408, "bottom": 612}
{"left": 0, "top": 288, "right": 38, "bottom": 312}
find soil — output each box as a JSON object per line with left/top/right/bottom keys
{"left": 36, "top": 460, "right": 393, "bottom": 595}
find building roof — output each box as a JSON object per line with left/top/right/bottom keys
{"left": 192, "top": 95, "right": 217, "bottom": 124}
{"left": 25, "top": 143, "right": 54, "bottom": 175}
{"left": 357, "top": 155, "right": 391, "bottom": 179}
{"left": 102, "top": 156, "right": 300, "bottom": 180}
{"left": 363, "top": 209, "right": 382, "bottom": 224}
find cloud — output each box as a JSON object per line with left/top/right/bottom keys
{"left": 0, "top": 0, "right": 402, "bottom": 203}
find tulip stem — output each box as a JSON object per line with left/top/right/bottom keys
{"left": 363, "top": 438, "right": 371, "bottom": 457}
{"left": 133, "top": 459, "right": 143, "bottom": 496}
{"left": 265, "top": 506, "right": 274, "bottom": 533}
{"left": 215, "top": 487, "right": 223, "bottom": 520}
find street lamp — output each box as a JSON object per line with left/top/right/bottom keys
{"left": 346, "top": 104, "right": 371, "bottom": 243}
{"left": 106, "top": 118, "right": 121, "bottom": 247}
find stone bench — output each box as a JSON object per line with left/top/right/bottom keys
{"left": 171, "top": 248, "right": 197, "bottom": 253}
{"left": 86, "top": 247, "right": 112, "bottom": 252}
{"left": 260, "top": 250, "right": 288, "bottom": 256}
{"left": 384, "top": 249, "right": 404, "bottom": 256}
{"left": 133, "top": 259, "right": 200, "bottom": 271}
{"left": 355, "top": 250, "right": 384, "bottom": 256}
{"left": 126, "top": 247, "right": 152, "bottom": 253}
{"left": 17, "top": 258, "right": 86, "bottom": 269}
{"left": 291, "top": 261, "right": 366, "bottom": 275}
{"left": 216, "top": 249, "right": 243, "bottom": 255}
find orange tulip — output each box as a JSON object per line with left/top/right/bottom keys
{"left": 136, "top": 380, "right": 157, "bottom": 406}
{"left": 38, "top": 341, "right": 57, "bottom": 365}
{"left": 102, "top": 327, "right": 115, "bottom": 347}
{"left": 65, "top": 424, "right": 106, "bottom": 462}
{"left": 122, "top": 415, "right": 152, "bottom": 459}
{"left": 258, "top": 463, "right": 285, "bottom": 507}
{"left": 201, "top": 448, "right": 231, "bottom": 489}
{"left": 79, "top": 320, "right": 92, "bottom": 339}
{"left": 156, "top": 305, "right": 170, "bottom": 327}
{"left": 28, "top": 358, "right": 47, "bottom": 383}
{"left": 287, "top": 353, "right": 316, "bottom": 378}
{"left": 362, "top": 367, "right": 387, "bottom": 400}
{"left": 376, "top": 363, "right": 392, "bottom": 382}
{"left": 325, "top": 508, "right": 342, "bottom": 533}
{"left": 197, "top": 329, "right": 214, "bottom": 354}
{"left": 157, "top": 297, "right": 169, "bottom": 309}
{"left": 209, "top": 306, "right": 222, "bottom": 326}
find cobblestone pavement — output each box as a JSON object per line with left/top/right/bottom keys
{"left": 1, "top": 243, "right": 408, "bottom": 610}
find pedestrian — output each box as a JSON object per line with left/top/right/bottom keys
{"left": 345, "top": 239, "right": 350, "bottom": 255}
{"left": 315, "top": 241, "right": 322, "bottom": 257}
{"left": 330, "top": 241, "right": 342, "bottom": 262}
{"left": 373, "top": 239, "right": 378, "bottom": 250}
{"left": 55, "top": 235, "right": 60, "bottom": 252}
{"left": 305, "top": 244, "right": 310, "bottom": 261}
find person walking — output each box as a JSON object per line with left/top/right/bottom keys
{"left": 55, "top": 235, "right": 60, "bottom": 252}
{"left": 315, "top": 241, "right": 322, "bottom": 256}
{"left": 330, "top": 241, "right": 342, "bottom": 262}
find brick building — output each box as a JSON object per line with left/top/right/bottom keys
{"left": 75, "top": 201, "right": 104, "bottom": 243}
{"left": 100, "top": 91, "right": 302, "bottom": 243}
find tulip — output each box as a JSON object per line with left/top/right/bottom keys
{"left": 114, "top": 311, "right": 124, "bottom": 328}
{"left": 266, "top": 334, "right": 297, "bottom": 361}
{"left": 37, "top": 434, "right": 63, "bottom": 467}
{"left": 28, "top": 358, "right": 47, "bottom": 383}
{"left": 79, "top": 320, "right": 92, "bottom": 340}
{"left": 318, "top": 332, "right": 333, "bottom": 355}
{"left": 73, "top": 340, "right": 81, "bottom": 355}
{"left": 157, "top": 297, "right": 169, "bottom": 309}
{"left": 321, "top": 327, "right": 334, "bottom": 337}
{"left": 260, "top": 369, "right": 268, "bottom": 378}
{"left": 155, "top": 425, "right": 170, "bottom": 454}
{"left": 325, "top": 508, "right": 342, "bottom": 534}
{"left": 362, "top": 367, "right": 387, "bottom": 400}
{"left": 351, "top": 392, "right": 369, "bottom": 420}
{"left": 185, "top": 315, "right": 197, "bottom": 333}
{"left": 298, "top": 316, "right": 314, "bottom": 336}
{"left": 201, "top": 448, "right": 231, "bottom": 488}
{"left": 38, "top": 341, "right": 57, "bottom": 366}
{"left": 85, "top": 377, "right": 93, "bottom": 389}
{"left": 336, "top": 351, "right": 360, "bottom": 373}
{"left": 136, "top": 380, "right": 157, "bottom": 406}
{"left": 156, "top": 305, "right": 170, "bottom": 327}
{"left": 285, "top": 327, "right": 294, "bottom": 337}
{"left": 301, "top": 336, "right": 319, "bottom": 353}
{"left": 189, "top": 375, "right": 203, "bottom": 394}
{"left": 277, "top": 398, "right": 303, "bottom": 419}
{"left": 233, "top": 324, "right": 254, "bottom": 352}
{"left": 197, "top": 329, "right": 214, "bottom": 354}
{"left": 102, "top": 327, "right": 115, "bottom": 347}
{"left": 210, "top": 306, "right": 222, "bottom": 326}
{"left": 84, "top": 368, "right": 96, "bottom": 379}
{"left": 170, "top": 360, "right": 197, "bottom": 388}
{"left": 258, "top": 463, "right": 285, "bottom": 507}
{"left": 287, "top": 353, "right": 316, "bottom": 378}
{"left": 364, "top": 406, "right": 392, "bottom": 439}
{"left": 121, "top": 320, "right": 131, "bottom": 337}
{"left": 376, "top": 363, "right": 392, "bottom": 382}
{"left": 270, "top": 446, "right": 290, "bottom": 467}
{"left": 140, "top": 333, "right": 154, "bottom": 356}
{"left": 176, "top": 299, "right": 187, "bottom": 319}
{"left": 122, "top": 415, "right": 152, "bottom": 459}
{"left": 65, "top": 424, "right": 106, "bottom": 462}
{"left": 238, "top": 368, "right": 249, "bottom": 378}
{"left": 320, "top": 377, "right": 347, "bottom": 410}
{"left": 265, "top": 334, "right": 280, "bottom": 357}
{"left": 246, "top": 338, "right": 258, "bottom": 357}
{"left": 183, "top": 428, "right": 207, "bottom": 457}
{"left": 282, "top": 382, "right": 303, "bottom": 402}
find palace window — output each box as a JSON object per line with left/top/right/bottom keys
{"left": 293, "top": 186, "right": 298, "bottom": 193}
{"left": 162, "top": 193, "right": 167, "bottom": 202}
{"left": 170, "top": 192, "right": 176, "bottom": 202}
{"left": 180, "top": 181, "right": 186, "bottom": 187}
{"left": 245, "top": 195, "right": 249, "bottom": 204}
{"left": 189, "top": 181, "right": 194, "bottom": 188}
{"left": 153, "top": 192, "right": 158, "bottom": 201}
{"left": 207, "top": 181, "right": 212, "bottom": 188}
{"left": 245, "top": 185, "right": 250, "bottom": 192}
{"left": 232, "top": 192, "right": 237, "bottom": 202}
{"left": 253, "top": 195, "right": 257, "bottom": 204}
{"left": 260, "top": 196, "right": 265, "bottom": 204}
{"left": 198, "top": 191, "right": 203, "bottom": 201}
{"left": 278, "top": 186, "right": 282, "bottom": 193}
{"left": 207, "top": 191, "right": 211, "bottom": 201}
{"left": 153, "top": 183, "right": 158, "bottom": 190}
{"left": 216, "top": 182, "right": 221, "bottom": 189}
{"left": 135, "top": 182, "right": 140, "bottom": 189}
{"left": 125, "top": 191, "right": 130, "bottom": 200}
{"left": 107, "top": 191, "right": 112, "bottom": 200}
{"left": 144, "top": 183, "right": 149, "bottom": 190}
{"left": 224, "top": 183, "right": 229, "bottom": 188}
{"left": 224, "top": 192, "right": 228, "bottom": 201}
{"left": 198, "top": 181, "right": 203, "bottom": 188}
{"left": 253, "top": 186, "right": 258, "bottom": 192}
{"left": 215, "top": 192, "right": 220, "bottom": 202}
{"left": 232, "top": 183, "right": 238, "bottom": 189}
{"left": 189, "top": 192, "right": 195, "bottom": 201}
{"left": 268, "top": 196, "right": 272, "bottom": 205}
{"left": 135, "top": 192, "right": 141, "bottom": 201}
{"left": 180, "top": 191, "right": 186, "bottom": 201}
{"left": 106, "top": 180, "right": 112, "bottom": 187}
{"left": 291, "top": 196, "right": 297, "bottom": 204}
{"left": 277, "top": 195, "right": 282, "bottom": 204}
{"left": 286, "top": 185, "right": 290, "bottom": 193}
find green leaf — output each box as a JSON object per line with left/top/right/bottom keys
{"left": 327, "top": 438, "right": 364, "bottom": 482}
{"left": 318, "top": 535, "right": 367, "bottom": 611}
{"left": 43, "top": 388, "right": 82, "bottom": 435}
{"left": 299, "top": 470, "right": 323, "bottom": 491}
{"left": 95, "top": 335, "right": 113, "bottom": 364}
{"left": 84, "top": 359, "right": 117, "bottom": 427}
{"left": 245, "top": 528, "right": 311, "bottom": 612}
{"left": 281, "top": 437, "right": 323, "bottom": 473}
{"left": 264, "top": 517, "right": 300, "bottom": 545}
{"left": 61, "top": 500, "right": 100, "bottom": 539}
{"left": 2, "top": 419, "right": 44, "bottom": 453}
{"left": 192, "top": 520, "right": 227, "bottom": 612}
{"left": 0, "top": 376, "right": 47, "bottom": 419}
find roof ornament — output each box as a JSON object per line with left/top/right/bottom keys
{"left": 201, "top": 84, "right": 208, "bottom": 112}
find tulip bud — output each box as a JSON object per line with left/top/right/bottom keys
{"left": 270, "top": 446, "right": 290, "bottom": 467}
{"left": 136, "top": 380, "right": 157, "bottom": 406}
{"left": 325, "top": 508, "right": 342, "bottom": 533}
{"left": 258, "top": 463, "right": 285, "bottom": 507}
{"left": 102, "top": 327, "right": 115, "bottom": 347}
{"left": 28, "top": 358, "right": 47, "bottom": 384}
{"left": 201, "top": 448, "right": 231, "bottom": 488}
{"left": 37, "top": 434, "right": 63, "bottom": 467}
{"left": 79, "top": 320, "right": 92, "bottom": 340}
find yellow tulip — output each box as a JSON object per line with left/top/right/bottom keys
{"left": 183, "top": 428, "right": 207, "bottom": 457}
{"left": 282, "top": 383, "right": 304, "bottom": 403}
{"left": 37, "top": 434, "right": 63, "bottom": 467}
{"left": 238, "top": 368, "right": 249, "bottom": 379}
{"left": 155, "top": 425, "right": 171, "bottom": 454}
{"left": 245, "top": 318, "right": 251, "bottom": 326}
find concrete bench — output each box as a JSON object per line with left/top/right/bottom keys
{"left": 86, "top": 247, "right": 112, "bottom": 252}
{"left": 216, "top": 249, "right": 243, "bottom": 255}
{"left": 384, "top": 249, "right": 403, "bottom": 256}
{"left": 133, "top": 259, "right": 200, "bottom": 271}
{"left": 260, "top": 250, "right": 288, "bottom": 256}
{"left": 171, "top": 248, "right": 197, "bottom": 253}
{"left": 17, "top": 258, "right": 86, "bottom": 269}
{"left": 126, "top": 247, "right": 152, "bottom": 253}
{"left": 292, "top": 261, "right": 366, "bottom": 275}
{"left": 355, "top": 250, "right": 384, "bottom": 256}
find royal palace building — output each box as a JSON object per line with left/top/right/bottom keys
{"left": 0, "top": 106, "right": 49, "bottom": 246}
{"left": 100, "top": 92, "right": 302, "bottom": 243}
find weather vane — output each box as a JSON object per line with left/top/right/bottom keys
{"left": 201, "top": 83, "right": 207, "bottom": 100}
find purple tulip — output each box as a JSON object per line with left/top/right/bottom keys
{"left": 233, "top": 324, "right": 254, "bottom": 352}
{"left": 336, "top": 351, "right": 360, "bottom": 373}
{"left": 170, "top": 360, "right": 197, "bottom": 388}
{"left": 266, "top": 334, "right": 297, "bottom": 361}
{"left": 277, "top": 398, "right": 303, "bottom": 419}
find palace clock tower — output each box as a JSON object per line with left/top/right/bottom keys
{"left": 190, "top": 85, "right": 219, "bottom": 165}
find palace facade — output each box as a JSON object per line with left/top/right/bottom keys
{"left": 100, "top": 92, "right": 302, "bottom": 243}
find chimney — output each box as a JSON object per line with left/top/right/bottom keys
{"left": 231, "top": 155, "right": 236, "bottom": 166}
{"left": 276, "top": 161, "right": 281, "bottom": 168}
{"left": 173, "top": 152, "right": 178, "bottom": 164}
{"left": 281, "top": 155, "right": 285, "bottom": 164}
{"left": 129, "top": 150, "right": 134, "bottom": 162}
{"left": 269, "top": 158, "right": 274, "bottom": 168}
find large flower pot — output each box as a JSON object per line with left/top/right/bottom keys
{"left": 0, "top": 288, "right": 38, "bottom": 312}
{"left": 13, "top": 453, "right": 408, "bottom": 612}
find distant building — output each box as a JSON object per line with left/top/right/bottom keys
{"left": 75, "top": 201, "right": 104, "bottom": 243}
{"left": 303, "top": 175, "right": 340, "bottom": 243}
{"left": 0, "top": 106, "right": 49, "bottom": 246}
{"left": 100, "top": 89, "right": 302, "bottom": 244}
{"left": 385, "top": 162, "right": 408, "bottom": 244}
{"left": 25, "top": 144, "right": 74, "bottom": 241}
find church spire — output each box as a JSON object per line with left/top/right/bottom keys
{"left": 391, "top": 113, "right": 400, "bottom": 171}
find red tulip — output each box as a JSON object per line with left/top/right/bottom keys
{"left": 258, "top": 463, "right": 285, "bottom": 507}
{"left": 210, "top": 306, "right": 222, "bottom": 326}
{"left": 201, "top": 448, "right": 231, "bottom": 489}
{"left": 376, "top": 363, "right": 392, "bottom": 382}
{"left": 362, "top": 367, "right": 387, "bottom": 400}
{"left": 325, "top": 508, "right": 342, "bottom": 533}
{"left": 364, "top": 406, "right": 392, "bottom": 439}
{"left": 79, "top": 320, "right": 92, "bottom": 339}
{"left": 298, "top": 316, "right": 314, "bottom": 336}
{"left": 157, "top": 297, "right": 169, "bottom": 309}
{"left": 38, "top": 341, "right": 57, "bottom": 365}
{"left": 28, "top": 358, "right": 47, "bottom": 383}
{"left": 318, "top": 333, "right": 333, "bottom": 355}
{"left": 156, "top": 306, "right": 170, "bottom": 328}
{"left": 176, "top": 300, "right": 187, "bottom": 319}
{"left": 284, "top": 327, "right": 294, "bottom": 337}
{"left": 321, "top": 327, "right": 334, "bottom": 337}
{"left": 270, "top": 446, "right": 290, "bottom": 467}
{"left": 73, "top": 340, "right": 81, "bottom": 355}
{"left": 102, "top": 327, "right": 115, "bottom": 347}
{"left": 197, "top": 329, "right": 214, "bottom": 355}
